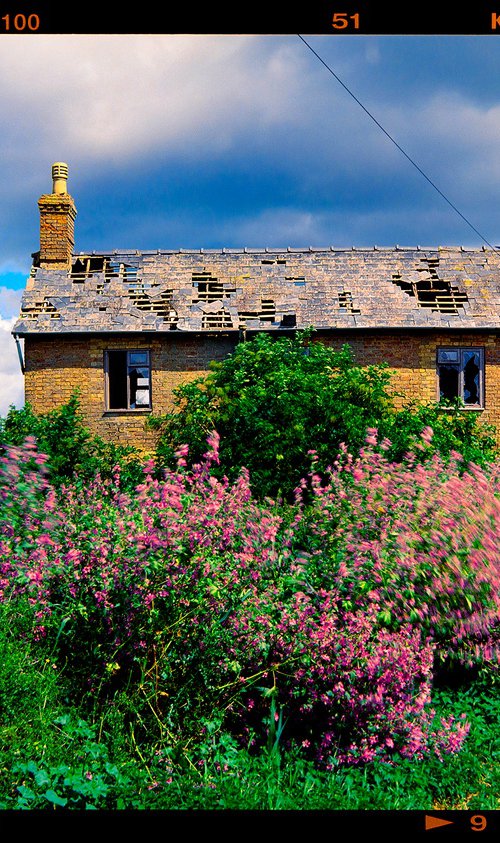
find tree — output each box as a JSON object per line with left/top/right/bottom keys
{"left": 148, "top": 330, "right": 395, "bottom": 500}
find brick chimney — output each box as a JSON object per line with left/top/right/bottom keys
{"left": 37, "top": 162, "right": 77, "bottom": 270}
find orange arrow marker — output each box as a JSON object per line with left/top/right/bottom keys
{"left": 425, "top": 815, "right": 454, "bottom": 830}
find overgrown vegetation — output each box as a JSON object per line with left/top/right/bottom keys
{"left": 0, "top": 333, "right": 498, "bottom": 810}
{"left": 148, "top": 331, "right": 497, "bottom": 500}
{"left": 0, "top": 391, "right": 144, "bottom": 490}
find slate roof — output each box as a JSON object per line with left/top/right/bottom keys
{"left": 12, "top": 245, "right": 500, "bottom": 335}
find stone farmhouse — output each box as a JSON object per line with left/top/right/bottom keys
{"left": 11, "top": 163, "right": 500, "bottom": 451}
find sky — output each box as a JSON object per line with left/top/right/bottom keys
{"left": 1, "top": 33, "right": 500, "bottom": 415}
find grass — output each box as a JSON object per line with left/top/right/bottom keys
{"left": 0, "top": 617, "right": 497, "bottom": 812}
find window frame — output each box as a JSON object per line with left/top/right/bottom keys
{"left": 104, "top": 348, "right": 152, "bottom": 412}
{"left": 436, "top": 346, "right": 484, "bottom": 410}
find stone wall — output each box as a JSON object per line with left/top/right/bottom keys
{"left": 24, "top": 333, "right": 237, "bottom": 453}
{"left": 23, "top": 330, "right": 500, "bottom": 452}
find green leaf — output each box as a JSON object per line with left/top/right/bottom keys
{"left": 17, "top": 785, "right": 36, "bottom": 801}
{"left": 34, "top": 769, "right": 51, "bottom": 788}
{"left": 44, "top": 789, "right": 68, "bottom": 807}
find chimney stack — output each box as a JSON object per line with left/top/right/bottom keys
{"left": 37, "top": 162, "right": 77, "bottom": 270}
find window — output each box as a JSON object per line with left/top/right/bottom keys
{"left": 437, "top": 347, "right": 484, "bottom": 408}
{"left": 105, "top": 350, "right": 151, "bottom": 410}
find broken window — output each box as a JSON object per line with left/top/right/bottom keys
{"left": 105, "top": 349, "right": 151, "bottom": 410}
{"left": 437, "top": 348, "right": 483, "bottom": 408}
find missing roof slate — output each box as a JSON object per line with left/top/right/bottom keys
{"left": 238, "top": 298, "right": 276, "bottom": 326}
{"left": 15, "top": 247, "right": 500, "bottom": 336}
{"left": 71, "top": 257, "right": 140, "bottom": 283}
{"left": 21, "top": 297, "right": 60, "bottom": 320}
{"left": 201, "top": 307, "right": 233, "bottom": 329}
{"left": 338, "top": 291, "right": 360, "bottom": 314}
{"left": 128, "top": 287, "right": 178, "bottom": 324}
{"left": 391, "top": 264, "right": 468, "bottom": 314}
{"left": 192, "top": 272, "right": 236, "bottom": 302}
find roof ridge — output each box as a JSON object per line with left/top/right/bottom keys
{"left": 72, "top": 245, "right": 495, "bottom": 257}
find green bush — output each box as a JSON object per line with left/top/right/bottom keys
{"left": 381, "top": 398, "right": 498, "bottom": 469}
{"left": 0, "top": 392, "right": 144, "bottom": 490}
{"left": 148, "top": 332, "right": 498, "bottom": 500}
{"left": 148, "top": 330, "right": 395, "bottom": 500}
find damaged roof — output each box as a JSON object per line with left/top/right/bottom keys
{"left": 12, "top": 245, "right": 500, "bottom": 335}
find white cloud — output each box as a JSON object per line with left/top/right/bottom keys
{"left": 2, "top": 35, "right": 500, "bottom": 259}
{"left": 0, "top": 318, "right": 24, "bottom": 416}
{"left": 0, "top": 287, "right": 23, "bottom": 319}
{"left": 221, "top": 208, "right": 325, "bottom": 246}
{"left": 0, "top": 36, "right": 309, "bottom": 164}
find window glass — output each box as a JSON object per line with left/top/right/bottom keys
{"left": 439, "top": 365, "right": 460, "bottom": 403}
{"left": 437, "top": 348, "right": 483, "bottom": 408}
{"left": 107, "top": 350, "right": 151, "bottom": 409}
{"left": 462, "top": 350, "right": 480, "bottom": 405}
{"left": 437, "top": 349, "right": 459, "bottom": 364}
{"left": 129, "top": 352, "right": 149, "bottom": 365}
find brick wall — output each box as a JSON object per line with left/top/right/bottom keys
{"left": 24, "top": 333, "right": 237, "bottom": 453}
{"left": 23, "top": 330, "right": 500, "bottom": 451}
{"left": 319, "top": 330, "right": 500, "bottom": 441}
{"left": 38, "top": 194, "right": 76, "bottom": 269}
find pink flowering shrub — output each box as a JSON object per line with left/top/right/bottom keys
{"left": 0, "top": 432, "right": 473, "bottom": 765}
{"left": 293, "top": 429, "right": 500, "bottom": 670}
{"left": 223, "top": 593, "right": 470, "bottom": 766}
{"left": 0, "top": 438, "right": 62, "bottom": 633}
{"left": 0, "top": 434, "right": 288, "bottom": 711}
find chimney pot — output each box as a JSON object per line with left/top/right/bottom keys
{"left": 52, "top": 161, "right": 69, "bottom": 194}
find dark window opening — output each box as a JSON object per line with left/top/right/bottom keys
{"left": 439, "top": 365, "right": 460, "bottom": 403}
{"left": 106, "top": 350, "right": 151, "bottom": 410}
{"left": 437, "top": 348, "right": 483, "bottom": 408}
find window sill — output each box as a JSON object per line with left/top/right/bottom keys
{"left": 103, "top": 409, "right": 152, "bottom": 415}
{"left": 438, "top": 405, "right": 484, "bottom": 412}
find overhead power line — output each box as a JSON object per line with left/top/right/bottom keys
{"left": 298, "top": 34, "right": 498, "bottom": 251}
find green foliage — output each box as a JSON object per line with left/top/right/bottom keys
{"left": 0, "top": 392, "right": 144, "bottom": 489}
{"left": 381, "top": 398, "right": 498, "bottom": 468}
{"left": 0, "top": 602, "right": 60, "bottom": 724}
{"left": 148, "top": 330, "right": 395, "bottom": 499}
{"left": 0, "top": 370, "right": 498, "bottom": 810}
{"left": 148, "top": 332, "right": 497, "bottom": 500}
{"left": 11, "top": 715, "right": 140, "bottom": 810}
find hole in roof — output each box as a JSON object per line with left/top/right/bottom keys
{"left": 392, "top": 264, "right": 468, "bottom": 314}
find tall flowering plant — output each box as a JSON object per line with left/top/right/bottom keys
{"left": 222, "top": 592, "right": 470, "bottom": 766}
{"left": 294, "top": 429, "right": 500, "bottom": 669}
{"left": 0, "top": 432, "right": 474, "bottom": 765}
